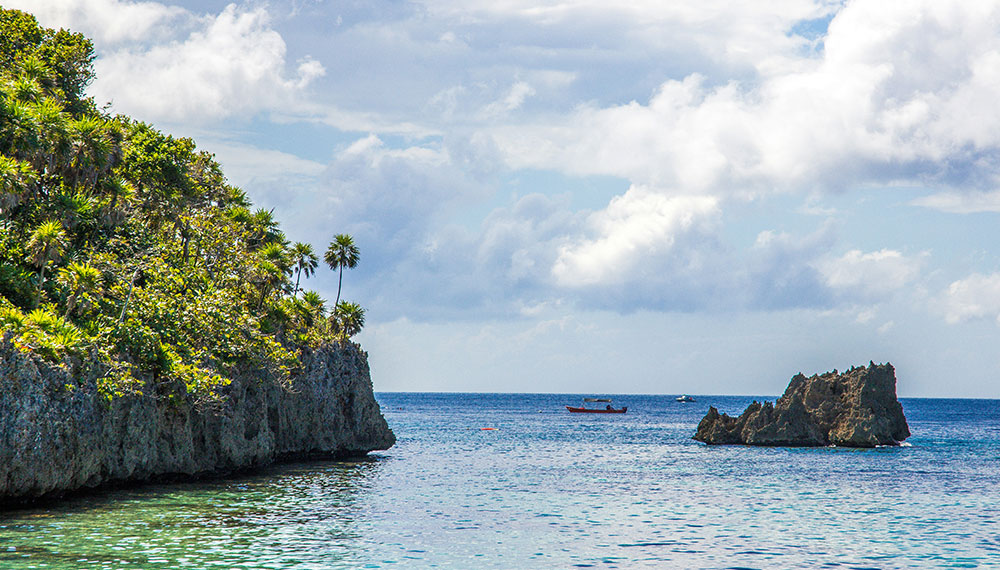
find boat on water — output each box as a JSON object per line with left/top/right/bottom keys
{"left": 566, "top": 398, "right": 627, "bottom": 414}
{"left": 676, "top": 395, "right": 696, "bottom": 402}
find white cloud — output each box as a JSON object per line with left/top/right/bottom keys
{"left": 199, "top": 141, "right": 326, "bottom": 188}
{"left": 941, "top": 273, "right": 1000, "bottom": 325}
{"left": 258, "top": 133, "right": 919, "bottom": 318}
{"left": 482, "top": 81, "right": 537, "bottom": 117}
{"left": 8, "top": 0, "right": 189, "bottom": 45}
{"left": 293, "top": 57, "right": 327, "bottom": 89}
{"left": 16, "top": 0, "right": 327, "bottom": 125}
{"left": 89, "top": 4, "right": 325, "bottom": 122}
{"left": 911, "top": 191, "right": 1000, "bottom": 214}
{"left": 487, "top": 1, "right": 1000, "bottom": 198}
{"left": 424, "top": 0, "right": 839, "bottom": 72}
{"left": 816, "top": 249, "right": 925, "bottom": 300}
{"left": 315, "top": 135, "right": 464, "bottom": 240}
{"left": 855, "top": 309, "right": 876, "bottom": 324}
{"left": 273, "top": 134, "right": 493, "bottom": 268}
{"left": 527, "top": 70, "right": 578, "bottom": 91}
{"left": 552, "top": 187, "right": 718, "bottom": 286}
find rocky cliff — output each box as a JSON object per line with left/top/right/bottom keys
{"left": 694, "top": 362, "right": 910, "bottom": 447}
{"left": 0, "top": 336, "right": 395, "bottom": 504}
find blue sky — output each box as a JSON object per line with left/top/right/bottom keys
{"left": 16, "top": 0, "right": 1000, "bottom": 397}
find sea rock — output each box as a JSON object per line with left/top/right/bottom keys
{"left": 0, "top": 336, "right": 395, "bottom": 504}
{"left": 693, "top": 362, "right": 910, "bottom": 447}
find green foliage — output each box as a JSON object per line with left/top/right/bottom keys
{"left": 1, "top": 304, "right": 88, "bottom": 360}
{"left": 0, "top": 233, "right": 34, "bottom": 305}
{"left": 0, "top": 11, "right": 44, "bottom": 68}
{"left": 0, "top": 302, "right": 24, "bottom": 329}
{"left": 0, "top": 153, "right": 37, "bottom": 214}
{"left": 331, "top": 301, "right": 366, "bottom": 340}
{"left": 0, "top": 264, "right": 33, "bottom": 305}
{"left": 110, "top": 318, "right": 167, "bottom": 374}
{"left": 0, "top": 8, "right": 364, "bottom": 405}
{"left": 25, "top": 219, "right": 66, "bottom": 268}
{"left": 120, "top": 121, "right": 195, "bottom": 201}
{"left": 0, "top": 10, "right": 94, "bottom": 112}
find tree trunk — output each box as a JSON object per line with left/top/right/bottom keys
{"left": 34, "top": 265, "right": 46, "bottom": 308}
{"left": 336, "top": 266, "right": 343, "bottom": 306}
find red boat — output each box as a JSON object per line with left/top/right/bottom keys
{"left": 566, "top": 398, "right": 627, "bottom": 414}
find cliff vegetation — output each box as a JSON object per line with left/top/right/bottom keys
{"left": 0, "top": 9, "right": 364, "bottom": 407}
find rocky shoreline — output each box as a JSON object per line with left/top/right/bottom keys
{"left": 0, "top": 337, "right": 395, "bottom": 504}
{"left": 694, "top": 362, "right": 910, "bottom": 447}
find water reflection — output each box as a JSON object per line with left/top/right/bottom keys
{"left": 0, "top": 458, "right": 385, "bottom": 570}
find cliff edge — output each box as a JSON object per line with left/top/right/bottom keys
{"left": 0, "top": 337, "right": 395, "bottom": 504}
{"left": 693, "top": 362, "right": 910, "bottom": 447}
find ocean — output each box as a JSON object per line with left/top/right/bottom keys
{"left": 1, "top": 393, "right": 998, "bottom": 569}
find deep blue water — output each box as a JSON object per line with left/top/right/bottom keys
{"left": 1, "top": 393, "right": 998, "bottom": 569}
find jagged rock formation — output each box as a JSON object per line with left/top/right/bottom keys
{"left": 694, "top": 362, "right": 910, "bottom": 447}
{"left": 0, "top": 337, "right": 394, "bottom": 504}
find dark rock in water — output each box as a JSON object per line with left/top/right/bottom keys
{"left": 0, "top": 336, "right": 395, "bottom": 504}
{"left": 694, "top": 362, "right": 910, "bottom": 447}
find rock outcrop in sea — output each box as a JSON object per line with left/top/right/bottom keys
{"left": 0, "top": 336, "right": 395, "bottom": 504}
{"left": 693, "top": 362, "right": 910, "bottom": 447}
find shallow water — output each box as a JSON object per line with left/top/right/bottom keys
{"left": 1, "top": 394, "right": 998, "bottom": 569}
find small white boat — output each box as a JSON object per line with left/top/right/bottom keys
{"left": 676, "top": 395, "right": 696, "bottom": 403}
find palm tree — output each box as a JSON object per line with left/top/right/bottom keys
{"left": 10, "top": 76, "right": 41, "bottom": 104}
{"left": 0, "top": 99, "right": 41, "bottom": 172}
{"left": 31, "top": 96, "right": 70, "bottom": 174}
{"left": 249, "top": 208, "right": 282, "bottom": 248}
{"left": 252, "top": 259, "right": 285, "bottom": 309}
{"left": 53, "top": 189, "right": 96, "bottom": 232}
{"left": 18, "top": 56, "right": 56, "bottom": 92}
{"left": 290, "top": 242, "right": 318, "bottom": 296}
{"left": 331, "top": 301, "right": 365, "bottom": 340}
{"left": 324, "top": 233, "right": 359, "bottom": 306}
{"left": 259, "top": 242, "right": 291, "bottom": 276}
{"left": 26, "top": 219, "right": 67, "bottom": 307}
{"left": 301, "top": 290, "right": 326, "bottom": 317}
{"left": 288, "top": 290, "right": 325, "bottom": 329}
{"left": 97, "top": 174, "right": 133, "bottom": 227}
{"left": 0, "top": 155, "right": 37, "bottom": 225}
{"left": 221, "top": 185, "right": 251, "bottom": 209}
{"left": 57, "top": 261, "right": 102, "bottom": 317}
{"left": 67, "top": 115, "right": 112, "bottom": 189}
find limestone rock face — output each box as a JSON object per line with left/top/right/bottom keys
{"left": 694, "top": 362, "right": 910, "bottom": 447}
{"left": 0, "top": 337, "right": 395, "bottom": 503}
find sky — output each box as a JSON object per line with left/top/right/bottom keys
{"left": 13, "top": 0, "right": 1000, "bottom": 397}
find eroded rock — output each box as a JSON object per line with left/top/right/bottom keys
{"left": 694, "top": 362, "right": 910, "bottom": 447}
{"left": 0, "top": 337, "right": 395, "bottom": 503}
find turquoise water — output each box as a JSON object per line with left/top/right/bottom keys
{"left": 1, "top": 394, "right": 999, "bottom": 569}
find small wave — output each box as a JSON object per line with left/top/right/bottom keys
{"left": 873, "top": 441, "right": 912, "bottom": 448}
